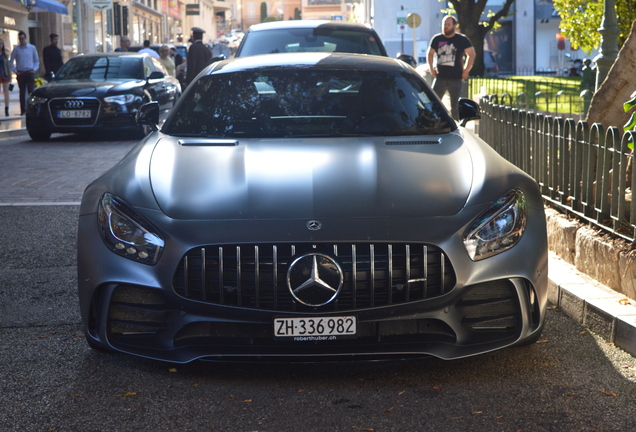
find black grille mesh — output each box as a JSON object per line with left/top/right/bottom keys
{"left": 173, "top": 243, "right": 456, "bottom": 312}
{"left": 49, "top": 98, "right": 100, "bottom": 126}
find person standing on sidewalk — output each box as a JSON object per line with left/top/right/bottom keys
{"left": 185, "top": 27, "right": 211, "bottom": 87}
{"left": 115, "top": 36, "right": 131, "bottom": 52}
{"left": 9, "top": 31, "right": 39, "bottom": 116}
{"left": 0, "top": 38, "right": 12, "bottom": 117}
{"left": 42, "top": 33, "right": 63, "bottom": 81}
{"left": 427, "top": 15, "right": 475, "bottom": 120}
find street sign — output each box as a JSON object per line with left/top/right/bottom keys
{"left": 397, "top": 14, "right": 407, "bottom": 34}
{"left": 90, "top": 0, "right": 113, "bottom": 10}
{"left": 406, "top": 13, "right": 421, "bottom": 28}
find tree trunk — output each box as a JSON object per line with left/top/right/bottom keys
{"left": 586, "top": 20, "right": 636, "bottom": 128}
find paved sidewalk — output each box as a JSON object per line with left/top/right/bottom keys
{"left": 2, "top": 92, "right": 636, "bottom": 358}
{"left": 0, "top": 85, "right": 26, "bottom": 138}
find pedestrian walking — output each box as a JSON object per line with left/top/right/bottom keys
{"left": 9, "top": 30, "right": 39, "bottom": 116}
{"left": 0, "top": 38, "right": 12, "bottom": 117}
{"left": 427, "top": 15, "right": 475, "bottom": 120}
{"left": 139, "top": 40, "right": 159, "bottom": 58}
{"left": 158, "top": 45, "right": 175, "bottom": 77}
{"left": 115, "top": 36, "right": 131, "bottom": 52}
{"left": 185, "top": 27, "right": 211, "bottom": 87}
{"left": 42, "top": 33, "right": 63, "bottom": 81}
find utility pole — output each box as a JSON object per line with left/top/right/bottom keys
{"left": 593, "top": 0, "right": 619, "bottom": 90}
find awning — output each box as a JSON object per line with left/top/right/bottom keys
{"left": 13, "top": 0, "right": 69, "bottom": 15}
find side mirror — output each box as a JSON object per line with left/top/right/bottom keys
{"left": 397, "top": 53, "right": 416, "bottom": 67}
{"left": 147, "top": 71, "right": 164, "bottom": 81}
{"left": 209, "top": 54, "right": 226, "bottom": 65}
{"left": 458, "top": 98, "right": 481, "bottom": 126}
{"left": 136, "top": 101, "right": 160, "bottom": 131}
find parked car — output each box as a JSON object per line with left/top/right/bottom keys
{"left": 129, "top": 44, "right": 188, "bottom": 61}
{"left": 235, "top": 20, "right": 389, "bottom": 58}
{"left": 78, "top": 53, "right": 548, "bottom": 363}
{"left": 26, "top": 53, "right": 181, "bottom": 141}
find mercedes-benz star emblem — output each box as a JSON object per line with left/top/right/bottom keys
{"left": 306, "top": 220, "right": 322, "bottom": 231}
{"left": 287, "top": 253, "right": 343, "bottom": 307}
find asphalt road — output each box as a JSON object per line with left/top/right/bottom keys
{"left": 2, "top": 131, "right": 636, "bottom": 431}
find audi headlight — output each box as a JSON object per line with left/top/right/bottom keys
{"left": 463, "top": 190, "right": 527, "bottom": 261}
{"left": 28, "top": 95, "right": 47, "bottom": 106}
{"left": 103, "top": 94, "right": 137, "bottom": 105}
{"left": 98, "top": 193, "right": 164, "bottom": 265}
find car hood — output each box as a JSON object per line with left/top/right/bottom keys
{"left": 148, "top": 134, "right": 473, "bottom": 220}
{"left": 34, "top": 80, "right": 143, "bottom": 98}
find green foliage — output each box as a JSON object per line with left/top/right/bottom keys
{"left": 553, "top": 0, "right": 636, "bottom": 54}
{"left": 624, "top": 91, "right": 636, "bottom": 149}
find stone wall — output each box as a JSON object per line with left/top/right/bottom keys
{"left": 546, "top": 207, "right": 636, "bottom": 301}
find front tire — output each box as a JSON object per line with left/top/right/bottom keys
{"left": 28, "top": 129, "right": 51, "bottom": 141}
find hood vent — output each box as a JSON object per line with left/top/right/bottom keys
{"left": 385, "top": 138, "right": 442, "bottom": 146}
{"left": 178, "top": 139, "right": 239, "bottom": 147}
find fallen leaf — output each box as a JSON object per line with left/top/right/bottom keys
{"left": 580, "top": 331, "right": 588, "bottom": 335}
{"left": 535, "top": 339, "right": 549, "bottom": 344}
{"left": 547, "top": 305, "right": 558, "bottom": 310}
{"left": 120, "top": 392, "right": 137, "bottom": 397}
{"left": 69, "top": 394, "right": 84, "bottom": 398}
{"left": 602, "top": 390, "right": 617, "bottom": 397}
{"left": 384, "top": 406, "right": 395, "bottom": 415}
{"left": 236, "top": 399, "right": 252, "bottom": 403}
{"left": 618, "top": 298, "right": 630, "bottom": 305}
{"left": 352, "top": 428, "right": 374, "bottom": 432}
{"left": 432, "top": 385, "right": 442, "bottom": 390}
{"left": 168, "top": 368, "right": 177, "bottom": 373}
{"left": 398, "top": 390, "right": 406, "bottom": 395}
{"left": 193, "top": 382, "right": 202, "bottom": 388}
{"left": 297, "top": 389, "right": 305, "bottom": 393}
{"left": 471, "top": 411, "right": 483, "bottom": 415}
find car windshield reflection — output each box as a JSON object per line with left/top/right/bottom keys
{"left": 163, "top": 69, "right": 452, "bottom": 138}
{"left": 55, "top": 57, "right": 144, "bottom": 81}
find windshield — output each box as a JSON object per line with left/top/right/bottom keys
{"left": 162, "top": 68, "right": 453, "bottom": 138}
{"left": 55, "top": 57, "right": 144, "bottom": 81}
{"left": 238, "top": 28, "right": 387, "bottom": 56}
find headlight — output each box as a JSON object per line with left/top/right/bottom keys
{"left": 463, "top": 189, "right": 527, "bottom": 261}
{"left": 98, "top": 193, "right": 164, "bottom": 265}
{"left": 103, "top": 94, "right": 137, "bottom": 105}
{"left": 28, "top": 95, "right": 47, "bottom": 106}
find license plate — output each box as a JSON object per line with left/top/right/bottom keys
{"left": 274, "top": 316, "right": 356, "bottom": 339}
{"left": 58, "top": 110, "right": 91, "bottom": 119}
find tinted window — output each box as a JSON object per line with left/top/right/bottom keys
{"left": 239, "top": 28, "right": 386, "bottom": 56}
{"left": 163, "top": 68, "right": 452, "bottom": 138}
{"left": 56, "top": 57, "right": 144, "bottom": 81}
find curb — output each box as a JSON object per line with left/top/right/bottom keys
{"left": 548, "top": 253, "right": 636, "bottom": 356}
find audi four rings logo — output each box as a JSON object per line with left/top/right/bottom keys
{"left": 287, "top": 253, "right": 343, "bottom": 307}
{"left": 64, "top": 100, "right": 84, "bottom": 108}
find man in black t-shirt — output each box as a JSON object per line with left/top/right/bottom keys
{"left": 427, "top": 15, "right": 475, "bottom": 120}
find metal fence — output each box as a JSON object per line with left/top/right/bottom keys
{"left": 479, "top": 97, "right": 636, "bottom": 242}
{"left": 467, "top": 77, "right": 593, "bottom": 119}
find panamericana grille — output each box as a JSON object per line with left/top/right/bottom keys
{"left": 49, "top": 98, "right": 100, "bottom": 126}
{"left": 173, "top": 243, "right": 456, "bottom": 311}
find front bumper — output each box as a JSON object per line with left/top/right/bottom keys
{"left": 78, "top": 214, "right": 548, "bottom": 363}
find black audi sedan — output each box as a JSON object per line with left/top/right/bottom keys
{"left": 26, "top": 53, "right": 181, "bottom": 141}
{"left": 78, "top": 53, "right": 547, "bottom": 363}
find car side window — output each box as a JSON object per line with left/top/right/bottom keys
{"left": 149, "top": 57, "right": 168, "bottom": 77}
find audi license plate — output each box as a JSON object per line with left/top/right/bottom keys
{"left": 274, "top": 316, "right": 356, "bottom": 339}
{"left": 58, "top": 110, "right": 91, "bottom": 119}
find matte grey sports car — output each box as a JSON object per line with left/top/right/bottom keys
{"left": 78, "top": 53, "right": 547, "bottom": 363}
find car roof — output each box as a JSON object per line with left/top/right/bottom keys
{"left": 206, "top": 52, "right": 409, "bottom": 75}
{"left": 247, "top": 20, "right": 377, "bottom": 33}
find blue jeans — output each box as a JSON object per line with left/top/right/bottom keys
{"left": 432, "top": 77, "right": 463, "bottom": 120}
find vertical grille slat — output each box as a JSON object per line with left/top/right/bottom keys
{"left": 173, "top": 243, "right": 456, "bottom": 311}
